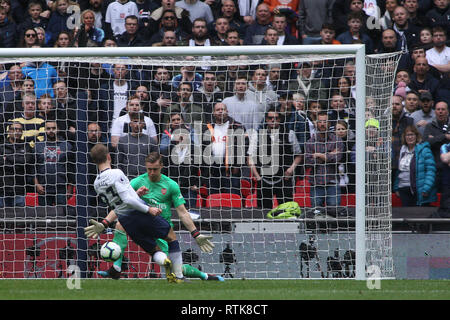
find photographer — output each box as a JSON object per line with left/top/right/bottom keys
{"left": 219, "top": 244, "right": 236, "bottom": 278}
{"left": 423, "top": 101, "right": 450, "bottom": 192}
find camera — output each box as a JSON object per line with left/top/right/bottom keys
{"left": 219, "top": 244, "right": 236, "bottom": 265}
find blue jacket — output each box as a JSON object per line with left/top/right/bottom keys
{"left": 394, "top": 142, "right": 437, "bottom": 205}
{"left": 22, "top": 62, "right": 59, "bottom": 98}
{"left": 46, "top": 11, "right": 70, "bottom": 46}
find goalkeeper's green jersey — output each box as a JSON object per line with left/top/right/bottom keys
{"left": 130, "top": 173, "right": 186, "bottom": 228}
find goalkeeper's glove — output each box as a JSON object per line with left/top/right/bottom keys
{"left": 84, "top": 219, "right": 109, "bottom": 239}
{"left": 191, "top": 229, "right": 214, "bottom": 253}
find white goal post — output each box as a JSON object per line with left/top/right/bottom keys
{"left": 0, "top": 45, "right": 400, "bottom": 280}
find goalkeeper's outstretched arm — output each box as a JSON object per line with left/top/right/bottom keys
{"left": 175, "top": 204, "right": 197, "bottom": 233}
{"left": 175, "top": 204, "right": 215, "bottom": 253}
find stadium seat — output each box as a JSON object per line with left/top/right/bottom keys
{"left": 245, "top": 193, "right": 257, "bottom": 208}
{"left": 199, "top": 186, "right": 208, "bottom": 197}
{"left": 196, "top": 194, "right": 204, "bottom": 208}
{"left": 294, "top": 192, "right": 311, "bottom": 207}
{"left": 340, "top": 193, "right": 356, "bottom": 207}
{"left": 295, "top": 178, "right": 311, "bottom": 194}
{"left": 67, "top": 187, "right": 76, "bottom": 206}
{"left": 270, "top": 196, "right": 279, "bottom": 208}
{"left": 25, "top": 193, "right": 38, "bottom": 207}
{"left": 240, "top": 179, "right": 253, "bottom": 199}
{"left": 205, "top": 193, "right": 242, "bottom": 208}
{"left": 195, "top": 185, "right": 209, "bottom": 208}
{"left": 392, "top": 193, "right": 402, "bottom": 207}
{"left": 430, "top": 193, "right": 441, "bottom": 207}
{"left": 392, "top": 192, "right": 441, "bottom": 207}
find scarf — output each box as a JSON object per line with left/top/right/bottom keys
{"left": 393, "top": 24, "right": 408, "bottom": 53}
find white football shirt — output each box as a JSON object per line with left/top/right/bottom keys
{"left": 105, "top": 1, "right": 139, "bottom": 36}
{"left": 94, "top": 168, "right": 149, "bottom": 215}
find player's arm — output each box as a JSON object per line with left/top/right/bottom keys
{"left": 175, "top": 204, "right": 214, "bottom": 253}
{"left": 118, "top": 189, "right": 161, "bottom": 215}
{"left": 430, "top": 62, "right": 450, "bottom": 74}
{"left": 175, "top": 203, "right": 197, "bottom": 234}
{"left": 114, "top": 174, "right": 161, "bottom": 216}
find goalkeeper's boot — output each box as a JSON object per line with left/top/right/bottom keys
{"left": 97, "top": 267, "right": 121, "bottom": 280}
{"left": 206, "top": 274, "right": 225, "bottom": 282}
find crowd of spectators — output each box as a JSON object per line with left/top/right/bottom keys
{"left": 0, "top": 0, "right": 448, "bottom": 216}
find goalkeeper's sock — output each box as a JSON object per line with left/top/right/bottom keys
{"left": 168, "top": 240, "right": 183, "bottom": 279}
{"left": 182, "top": 264, "right": 207, "bottom": 280}
{"left": 112, "top": 229, "right": 128, "bottom": 273}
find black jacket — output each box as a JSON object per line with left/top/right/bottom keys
{"left": 423, "top": 118, "right": 450, "bottom": 170}
{"left": 0, "top": 141, "right": 34, "bottom": 196}
{"left": 115, "top": 31, "right": 150, "bottom": 47}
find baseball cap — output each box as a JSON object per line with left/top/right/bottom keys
{"left": 420, "top": 91, "right": 433, "bottom": 101}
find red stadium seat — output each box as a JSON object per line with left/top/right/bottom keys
{"left": 340, "top": 193, "right": 356, "bottom": 207}
{"left": 196, "top": 194, "right": 204, "bottom": 208}
{"left": 240, "top": 179, "right": 253, "bottom": 199}
{"left": 67, "top": 187, "right": 76, "bottom": 206}
{"left": 205, "top": 193, "right": 242, "bottom": 208}
{"left": 199, "top": 186, "right": 208, "bottom": 197}
{"left": 392, "top": 193, "right": 402, "bottom": 207}
{"left": 295, "top": 178, "right": 311, "bottom": 194}
{"left": 245, "top": 193, "right": 257, "bottom": 208}
{"left": 25, "top": 193, "right": 38, "bottom": 207}
{"left": 430, "top": 193, "right": 441, "bottom": 207}
{"left": 294, "top": 192, "right": 311, "bottom": 207}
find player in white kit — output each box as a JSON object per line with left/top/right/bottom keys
{"left": 84, "top": 143, "right": 186, "bottom": 282}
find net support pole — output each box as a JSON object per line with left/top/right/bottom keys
{"left": 354, "top": 45, "right": 367, "bottom": 281}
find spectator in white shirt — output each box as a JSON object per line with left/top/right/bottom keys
{"left": 425, "top": 26, "right": 450, "bottom": 76}
{"left": 175, "top": 0, "right": 214, "bottom": 24}
{"left": 110, "top": 95, "right": 157, "bottom": 149}
{"left": 105, "top": 0, "right": 139, "bottom": 37}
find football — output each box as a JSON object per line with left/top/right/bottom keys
{"left": 100, "top": 241, "right": 122, "bottom": 262}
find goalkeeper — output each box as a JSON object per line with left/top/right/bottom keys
{"left": 97, "top": 152, "right": 223, "bottom": 281}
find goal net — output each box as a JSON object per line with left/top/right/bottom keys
{"left": 0, "top": 46, "right": 401, "bottom": 279}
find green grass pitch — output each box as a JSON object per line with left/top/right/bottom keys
{"left": 1, "top": 279, "right": 449, "bottom": 300}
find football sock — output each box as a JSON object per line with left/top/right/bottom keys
{"left": 112, "top": 229, "right": 128, "bottom": 273}
{"left": 182, "top": 264, "right": 207, "bottom": 280}
{"left": 168, "top": 240, "right": 183, "bottom": 278}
